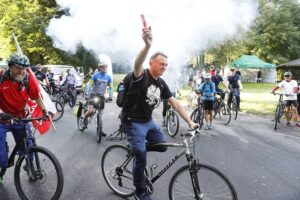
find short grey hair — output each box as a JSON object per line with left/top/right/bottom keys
{"left": 150, "top": 51, "right": 168, "bottom": 61}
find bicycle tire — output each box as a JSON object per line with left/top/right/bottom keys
{"left": 97, "top": 112, "right": 103, "bottom": 143}
{"left": 219, "top": 104, "right": 231, "bottom": 125}
{"left": 52, "top": 100, "right": 64, "bottom": 122}
{"left": 14, "top": 146, "right": 64, "bottom": 200}
{"left": 231, "top": 98, "right": 238, "bottom": 120}
{"left": 77, "top": 107, "right": 87, "bottom": 131}
{"left": 167, "top": 110, "right": 180, "bottom": 137}
{"left": 274, "top": 104, "right": 282, "bottom": 130}
{"left": 190, "top": 109, "right": 204, "bottom": 129}
{"left": 169, "top": 163, "right": 238, "bottom": 200}
{"left": 101, "top": 145, "right": 135, "bottom": 197}
{"left": 58, "top": 95, "right": 65, "bottom": 108}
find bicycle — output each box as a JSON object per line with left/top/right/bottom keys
{"left": 190, "top": 97, "right": 204, "bottom": 129}
{"left": 101, "top": 127, "right": 238, "bottom": 200}
{"left": 273, "top": 93, "right": 296, "bottom": 130}
{"left": 0, "top": 117, "right": 64, "bottom": 200}
{"left": 57, "top": 85, "right": 76, "bottom": 109}
{"left": 228, "top": 89, "right": 239, "bottom": 120}
{"left": 163, "top": 103, "right": 180, "bottom": 137}
{"left": 77, "top": 95, "right": 109, "bottom": 143}
{"left": 213, "top": 92, "right": 231, "bottom": 125}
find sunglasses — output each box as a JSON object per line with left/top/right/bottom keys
{"left": 284, "top": 75, "right": 290, "bottom": 77}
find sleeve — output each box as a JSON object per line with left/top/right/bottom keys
{"left": 161, "top": 80, "right": 172, "bottom": 100}
{"left": 60, "top": 75, "right": 66, "bottom": 85}
{"left": 277, "top": 81, "right": 283, "bottom": 88}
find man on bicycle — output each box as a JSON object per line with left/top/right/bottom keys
{"left": 211, "top": 68, "right": 228, "bottom": 100}
{"left": 121, "top": 26, "right": 198, "bottom": 200}
{"left": 272, "top": 71, "right": 300, "bottom": 127}
{"left": 0, "top": 53, "right": 48, "bottom": 180}
{"left": 60, "top": 68, "right": 77, "bottom": 108}
{"left": 196, "top": 73, "right": 216, "bottom": 130}
{"left": 82, "top": 62, "right": 113, "bottom": 132}
{"left": 227, "top": 67, "right": 243, "bottom": 111}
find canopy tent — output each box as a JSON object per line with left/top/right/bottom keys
{"left": 277, "top": 58, "right": 300, "bottom": 68}
{"left": 231, "top": 55, "right": 275, "bottom": 69}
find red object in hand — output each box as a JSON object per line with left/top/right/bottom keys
{"left": 140, "top": 14, "right": 148, "bottom": 28}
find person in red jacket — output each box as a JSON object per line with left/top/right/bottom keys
{"left": 209, "top": 65, "right": 216, "bottom": 76}
{"left": 0, "top": 53, "right": 48, "bottom": 180}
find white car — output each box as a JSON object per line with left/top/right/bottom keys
{"left": 42, "top": 65, "right": 83, "bottom": 93}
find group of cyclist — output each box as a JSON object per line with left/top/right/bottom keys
{"left": 1, "top": 27, "right": 300, "bottom": 200}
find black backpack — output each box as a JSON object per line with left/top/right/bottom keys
{"left": 116, "top": 72, "right": 134, "bottom": 107}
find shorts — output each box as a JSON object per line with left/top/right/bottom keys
{"left": 203, "top": 100, "right": 214, "bottom": 110}
{"left": 88, "top": 94, "right": 105, "bottom": 109}
{"left": 284, "top": 100, "right": 298, "bottom": 108}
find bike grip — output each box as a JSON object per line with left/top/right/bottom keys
{"left": 140, "top": 14, "right": 148, "bottom": 28}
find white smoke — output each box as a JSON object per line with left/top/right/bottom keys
{"left": 47, "top": 0, "right": 258, "bottom": 88}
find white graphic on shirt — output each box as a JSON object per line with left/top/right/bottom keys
{"left": 146, "top": 84, "right": 161, "bottom": 107}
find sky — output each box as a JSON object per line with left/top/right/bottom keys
{"left": 46, "top": 0, "right": 259, "bottom": 88}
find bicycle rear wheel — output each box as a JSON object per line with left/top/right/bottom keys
{"left": 52, "top": 100, "right": 64, "bottom": 122}
{"left": 190, "top": 108, "right": 204, "bottom": 129}
{"left": 167, "top": 110, "right": 180, "bottom": 137}
{"left": 101, "top": 145, "right": 134, "bottom": 197}
{"left": 169, "top": 163, "right": 237, "bottom": 200}
{"left": 219, "top": 104, "right": 231, "bottom": 125}
{"left": 96, "top": 112, "right": 103, "bottom": 143}
{"left": 14, "top": 146, "right": 64, "bottom": 200}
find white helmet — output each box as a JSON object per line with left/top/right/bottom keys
{"left": 203, "top": 73, "right": 211, "bottom": 79}
{"left": 98, "top": 60, "right": 108, "bottom": 67}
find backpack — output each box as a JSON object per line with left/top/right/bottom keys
{"left": 116, "top": 72, "right": 134, "bottom": 107}
{"left": 0, "top": 69, "right": 30, "bottom": 90}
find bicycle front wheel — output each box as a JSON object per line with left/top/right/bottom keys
{"left": 274, "top": 104, "right": 282, "bottom": 130}
{"left": 14, "top": 146, "right": 64, "bottom": 200}
{"left": 169, "top": 164, "right": 237, "bottom": 200}
{"left": 52, "top": 99, "right": 64, "bottom": 122}
{"left": 101, "top": 145, "right": 134, "bottom": 197}
{"left": 167, "top": 110, "right": 180, "bottom": 137}
{"left": 77, "top": 107, "right": 87, "bottom": 131}
{"left": 231, "top": 99, "right": 238, "bottom": 120}
{"left": 219, "top": 104, "right": 231, "bottom": 125}
{"left": 190, "top": 109, "right": 204, "bottom": 129}
{"left": 96, "top": 112, "right": 103, "bottom": 143}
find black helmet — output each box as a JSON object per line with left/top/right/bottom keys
{"left": 7, "top": 53, "right": 30, "bottom": 68}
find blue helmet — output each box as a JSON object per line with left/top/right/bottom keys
{"left": 7, "top": 53, "right": 30, "bottom": 68}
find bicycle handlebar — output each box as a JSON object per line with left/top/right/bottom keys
{"left": 271, "top": 92, "right": 296, "bottom": 96}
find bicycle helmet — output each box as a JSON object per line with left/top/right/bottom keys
{"left": 203, "top": 73, "right": 211, "bottom": 79}
{"left": 7, "top": 53, "right": 30, "bottom": 68}
{"left": 284, "top": 71, "right": 292, "bottom": 77}
{"left": 98, "top": 60, "right": 108, "bottom": 67}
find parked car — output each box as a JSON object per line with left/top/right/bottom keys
{"left": 42, "top": 65, "right": 83, "bottom": 93}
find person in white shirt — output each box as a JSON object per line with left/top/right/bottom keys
{"left": 272, "top": 71, "right": 299, "bottom": 127}
{"left": 60, "top": 69, "right": 77, "bottom": 107}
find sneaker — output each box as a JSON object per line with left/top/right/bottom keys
{"left": 296, "top": 123, "right": 300, "bottom": 128}
{"left": 101, "top": 132, "right": 107, "bottom": 137}
{"left": 284, "top": 122, "right": 291, "bottom": 127}
{"left": 162, "top": 120, "right": 166, "bottom": 127}
{"left": 134, "top": 192, "right": 152, "bottom": 200}
{"left": 208, "top": 124, "right": 213, "bottom": 130}
{"left": 204, "top": 125, "right": 209, "bottom": 130}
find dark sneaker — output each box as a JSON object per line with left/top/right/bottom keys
{"left": 284, "top": 122, "right": 290, "bottom": 127}
{"left": 101, "top": 132, "right": 107, "bottom": 137}
{"left": 134, "top": 192, "right": 152, "bottom": 200}
{"left": 296, "top": 123, "right": 300, "bottom": 128}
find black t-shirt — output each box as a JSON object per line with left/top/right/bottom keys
{"left": 227, "top": 74, "right": 240, "bottom": 89}
{"left": 211, "top": 75, "right": 223, "bottom": 89}
{"left": 123, "top": 69, "right": 172, "bottom": 122}
{"left": 35, "top": 71, "right": 46, "bottom": 82}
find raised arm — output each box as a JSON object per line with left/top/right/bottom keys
{"left": 134, "top": 27, "right": 152, "bottom": 78}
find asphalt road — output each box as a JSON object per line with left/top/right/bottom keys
{"left": 1, "top": 99, "right": 300, "bottom": 200}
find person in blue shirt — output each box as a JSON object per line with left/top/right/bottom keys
{"left": 196, "top": 73, "right": 215, "bottom": 130}
{"left": 82, "top": 61, "right": 113, "bottom": 131}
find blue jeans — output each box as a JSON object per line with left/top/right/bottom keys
{"left": 0, "top": 122, "right": 33, "bottom": 169}
{"left": 123, "top": 119, "right": 167, "bottom": 193}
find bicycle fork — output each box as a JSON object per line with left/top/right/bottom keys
{"left": 189, "top": 159, "right": 203, "bottom": 200}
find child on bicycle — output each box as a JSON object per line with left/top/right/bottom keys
{"left": 272, "top": 71, "right": 300, "bottom": 128}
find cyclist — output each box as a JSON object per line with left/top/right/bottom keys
{"left": 60, "top": 68, "right": 77, "bottom": 108}
{"left": 0, "top": 53, "right": 48, "bottom": 180}
{"left": 211, "top": 68, "right": 229, "bottom": 100}
{"left": 32, "top": 64, "right": 50, "bottom": 85}
{"left": 227, "top": 67, "right": 243, "bottom": 111}
{"left": 82, "top": 62, "right": 113, "bottom": 132}
{"left": 121, "top": 26, "right": 198, "bottom": 200}
{"left": 272, "top": 71, "right": 300, "bottom": 127}
{"left": 196, "top": 73, "right": 216, "bottom": 130}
